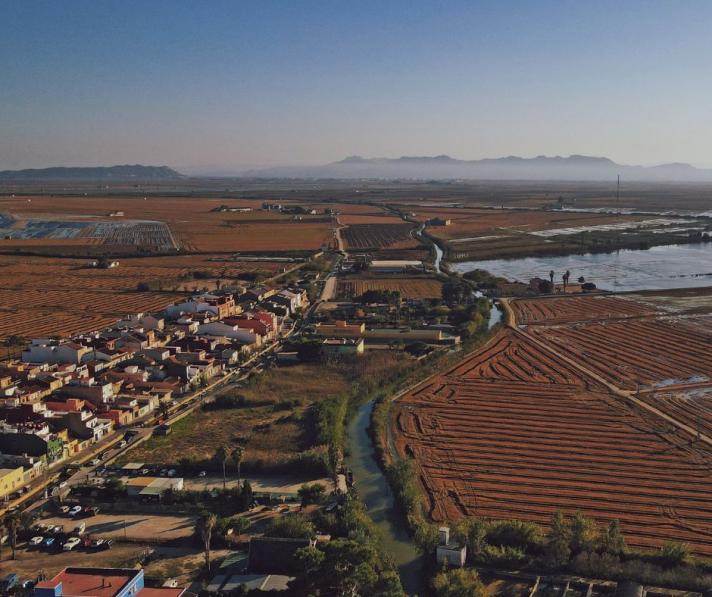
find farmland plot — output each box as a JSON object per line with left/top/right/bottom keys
{"left": 393, "top": 329, "right": 712, "bottom": 556}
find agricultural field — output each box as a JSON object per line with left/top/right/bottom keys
{"left": 0, "top": 196, "right": 335, "bottom": 254}
{"left": 510, "top": 295, "right": 660, "bottom": 326}
{"left": 393, "top": 292, "right": 712, "bottom": 557}
{"left": 528, "top": 316, "right": 712, "bottom": 391}
{"left": 337, "top": 275, "right": 443, "bottom": 300}
{"left": 0, "top": 254, "right": 289, "bottom": 341}
{"left": 341, "top": 222, "right": 419, "bottom": 250}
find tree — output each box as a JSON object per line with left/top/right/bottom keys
{"left": 158, "top": 400, "right": 170, "bottom": 421}
{"left": 452, "top": 517, "right": 488, "bottom": 558}
{"left": 298, "top": 483, "right": 326, "bottom": 507}
{"left": 659, "top": 542, "right": 690, "bottom": 568}
{"left": 265, "top": 515, "right": 315, "bottom": 539}
{"left": 195, "top": 511, "right": 217, "bottom": 571}
{"left": 4, "top": 511, "right": 20, "bottom": 560}
{"left": 546, "top": 511, "right": 571, "bottom": 568}
{"left": 231, "top": 446, "right": 245, "bottom": 485}
{"left": 602, "top": 519, "right": 626, "bottom": 556}
{"left": 294, "top": 546, "right": 326, "bottom": 594}
{"left": 215, "top": 445, "right": 229, "bottom": 491}
{"left": 433, "top": 568, "right": 485, "bottom": 597}
{"left": 570, "top": 511, "right": 596, "bottom": 554}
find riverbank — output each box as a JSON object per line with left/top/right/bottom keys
{"left": 452, "top": 242, "right": 712, "bottom": 292}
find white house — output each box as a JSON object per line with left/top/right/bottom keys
{"left": 435, "top": 527, "right": 466, "bottom": 568}
{"left": 22, "top": 340, "right": 91, "bottom": 365}
{"left": 196, "top": 322, "right": 262, "bottom": 346}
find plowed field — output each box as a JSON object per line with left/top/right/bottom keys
{"left": 393, "top": 292, "right": 712, "bottom": 557}
{"left": 342, "top": 223, "right": 419, "bottom": 250}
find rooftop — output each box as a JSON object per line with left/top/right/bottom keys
{"left": 35, "top": 568, "right": 137, "bottom": 597}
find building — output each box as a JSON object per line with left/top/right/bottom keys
{"left": 321, "top": 338, "right": 365, "bottom": 355}
{"left": 22, "top": 340, "right": 92, "bottom": 365}
{"left": 435, "top": 527, "right": 466, "bottom": 567}
{"left": 314, "top": 321, "right": 365, "bottom": 338}
{"left": 33, "top": 567, "right": 185, "bottom": 597}
{"left": 368, "top": 260, "right": 424, "bottom": 273}
{"left": 0, "top": 465, "right": 24, "bottom": 499}
{"left": 125, "top": 476, "right": 184, "bottom": 499}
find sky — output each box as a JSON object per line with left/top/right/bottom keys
{"left": 2, "top": 0, "right": 712, "bottom": 174}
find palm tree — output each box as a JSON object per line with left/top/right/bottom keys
{"left": 231, "top": 446, "right": 245, "bottom": 486}
{"left": 215, "top": 445, "right": 229, "bottom": 490}
{"left": 195, "top": 511, "right": 217, "bottom": 571}
{"left": 4, "top": 511, "right": 20, "bottom": 560}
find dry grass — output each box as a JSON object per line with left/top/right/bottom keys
{"left": 124, "top": 363, "right": 353, "bottom": 467}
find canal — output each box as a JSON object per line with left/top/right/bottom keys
{"left": 345, "top": 400, "right": 424, "bottom": 596}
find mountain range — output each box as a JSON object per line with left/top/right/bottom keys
{"left": 244, "top": 155, "right": 712, "bottom": 182}
{"left": 0, "top": 165, "right": 183, "bottom": 181}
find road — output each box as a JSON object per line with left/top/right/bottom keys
{"left": 6, "top": 253, "right": 342, "bottom": 517}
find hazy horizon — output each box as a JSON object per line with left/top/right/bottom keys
{"left": 3, "top": 1, "right": 712, "bottom": 173}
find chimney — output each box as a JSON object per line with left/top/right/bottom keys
{"left": 439, "top": 526, "right": 450, "bottom": 546}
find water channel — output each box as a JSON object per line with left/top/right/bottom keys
{"left": 345, "top": 400, "right": 424, "bottom": 595}
{"left": 344, "top": 302, "right": 502, "bottom": 595}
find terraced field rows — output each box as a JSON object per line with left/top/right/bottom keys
{"left": 342, "top": 223, "right": 419, "bottom": 250}
{"left": 511, "top": 295, "right": 659, "bottom": 325}
{"left": 393, "top": 321, "right": 712, "bottom": 556}
{"left": 529, "top": 318, "right": 712, "bottom": 390}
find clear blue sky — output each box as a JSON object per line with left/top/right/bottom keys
{"left": 2, "top": 0, "right": 711, "bottom": 173}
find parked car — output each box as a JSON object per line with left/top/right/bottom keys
{"left": 91, "top": 458, "right": 101, "bottom": 466}
{"left": 118, "top": 440, "right": 127, "bottom": 449}
{"left": 73, "top": 522, "right": 86, "bottom": 536}
{"left": 0, "top": 574, "right": 18, "bottom": 592}
{"left": 63, "top": 537, "right": 81, "bottom": 551}
{"left": 167, "top": 469, "right": 176, "bottom": 477}
{"left": 198, "top": 471, "right": 207, "bottom": 478}
{"left": 29, "top": 536, "right": 44, "bottom": 547}
{"left": 60, "top": 505, "right": 70, "bottom": 515}
{"left": 69, "top": 506, "right": 82, "bottom": 517}
{"left": 42, "top": 537, "right": 55, "bottom": 548}
{"left": 95, "top": 539, "right": 113, "bottom": 551}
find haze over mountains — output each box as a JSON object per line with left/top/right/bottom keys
{"left": 0, "top": 165, "right": 183, "bottom": 181}
{"left": 246, "top": 154, "right": 712, "bottom": 182}
{"left": 2, "top": 156, "right": 712, "bottom": 182}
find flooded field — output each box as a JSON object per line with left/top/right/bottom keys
{"left": 453, "top": 243, "right": 712, "bottom": 291}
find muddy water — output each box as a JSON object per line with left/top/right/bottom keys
{"left": 452, "top": 242, "right": 712, "bottom": 292}
{"left": 345, "top": 401, "right": 424, "bottom": 596}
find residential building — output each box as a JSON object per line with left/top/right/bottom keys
{"left": 0, "top": 465, "right": 24, "bottom": 499}
{"left": 33, "top": 567, "right": 185, "bottom": 597}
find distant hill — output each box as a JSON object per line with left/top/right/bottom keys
{"left": 0, "top": 165, "right": 184, "bottom": 181}
{"left": 245, "top": 155, "right": 712, "bottom": 182}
